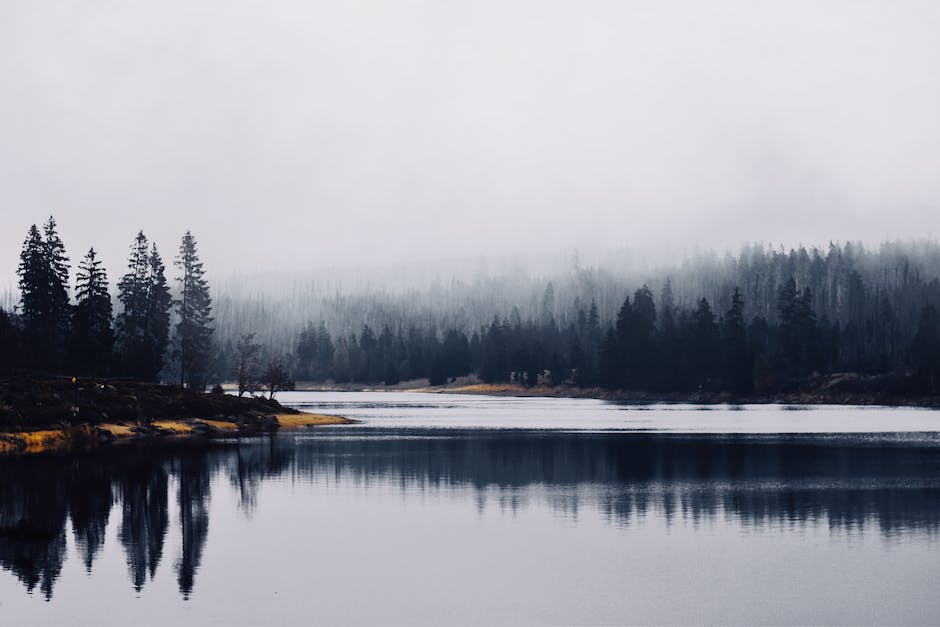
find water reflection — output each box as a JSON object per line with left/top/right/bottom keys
{"left": 0, "top": 430, "right": 938, "bottom": 600}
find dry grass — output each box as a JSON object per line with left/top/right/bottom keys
{"left": 152, "top": 420, "right": 194, "bottom": 434}
{"left": 1, "top": 427, "right": 95, "bottom": 454}
{"left": 447, "top": 383, "right": 521, "bottom": 394}
{"left": 276, "top": 412, "right": 355, "bottom": 429}
{"left": 20, "top": 429, "right": 70, "bottom": 449}
{"left": 195, "top": 419, "right": 239, "bottom": 431}
{"left": 1, "top": 410, "right": 353, "bottom": 456}
{"left": 98, "top": 423, "right": 135, "bottom": 437}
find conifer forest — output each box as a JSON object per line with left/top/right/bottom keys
{"left": 2, "top": 217, "right": 938, "bottom": 398}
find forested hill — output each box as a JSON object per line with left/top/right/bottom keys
{"left": 213, "top": 240, "right": 940, "bottom": 398}
{"left": 1, "top": 218, "right": 939, "bottom": 399}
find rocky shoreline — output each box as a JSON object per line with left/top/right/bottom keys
{"left": 0, "top": 377, "right": 353, "bottom": 455}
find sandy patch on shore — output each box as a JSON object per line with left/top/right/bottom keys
{"left": 276, "top": 412, "right": 356, "bottom": 428}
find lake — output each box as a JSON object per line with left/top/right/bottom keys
{"left": 1, "top": 393, "right": 939, "bottom": 625}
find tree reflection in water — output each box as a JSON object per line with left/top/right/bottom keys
{"left": 0, "top": 430, "right": 938, "bottom": 600}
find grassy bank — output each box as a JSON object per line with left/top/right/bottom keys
{"left": 295, "top": 374, "right": 940, "bottom": 408}
{"left": 0, "top": 377, "right": 354, "bottom": 455}
{"left": 0, "top": 412, "right": 354, "bottom": 456}
{"left": 423, "top": 381, "right": 940, "bottom": 408}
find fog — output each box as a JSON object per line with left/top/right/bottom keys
{"left": 1, "top": 0, "right": 939, "bottom": 280}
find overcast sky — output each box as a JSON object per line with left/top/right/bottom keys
{"left": 1, "top": 0, "right": 939, "bottom": 282}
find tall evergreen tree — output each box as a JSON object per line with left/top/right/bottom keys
{"left": 69, "top": 248, "right": 114, "bottom": 375}
{"left": 117, "top": 232, "right": 151, "bottom": 377}
{"left": 628, "top": 286, "right": 657, "bottom": 389}
{"left": 17, "top": 218, "right": 70, "bottom": 371}
{"left": 175, "top": 232, "right": 214, "bottom": 390}
{"left": 0, "top": 308, "right": 20, "bottom": 375}
{"left": 17, "top": 225, "right": 47, "bottom": 345}
{"left": 777, "top": 277, "right": 818, "bottom": 377}
{"left": 721, "top": 287, "right": 751, "bottom": 393}
{"left": 43, "top": 217, "right": 71, "bottom": 317}
{"left": 688, "top": 297, "right": 719, "bottom": 389}
{"left": 146, "top": 244, "right": 172, "bottom": 378}
{"left": 911, "top": 304, "right": 940, "bottom": 392}
{"left": 117, "top": 233, "right": 172, "bottom": 381}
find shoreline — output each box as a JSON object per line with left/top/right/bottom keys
{"left": 0, "top": 411, "right": 355, "bottom": 456}
{"left": 293, "top": 379, "right": 940, "bottom": 409}
{"left": 0, "top": 377, "right": 357, "bottom": 456}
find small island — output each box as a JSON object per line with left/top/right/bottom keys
{"left": 0, "top": 376, "right": 353, "bottom": 455}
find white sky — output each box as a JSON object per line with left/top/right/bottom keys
{"left": 1, "top": 0, "right": 939, "bottom": 282}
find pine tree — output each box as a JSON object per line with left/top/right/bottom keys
{"left": 117, "top": 232, "right": 151, "bottom": 377}
{"left": 0, "top": 308, "right": 20, "bottom": 375}
{"left": 911, "top": 304, "right": 940, "bottom": 392}
{"left": 628, "top": 286, "right": 657, "bottom": 389}
{"left": 777, "top": 277, "right": 818, "bottom": 377}
{"left": 17, "top": 225, "right": 47, "bottom": 342}
{"left": 43, "top": 217, "right": 71, "bottom": 322}
{"left": 69, "top": 248, "right": 114, "bottom": 375}
{"left": 721, "top": 287, "right": 751, "bottom": 393}
{"left": 17, "top": 218, "right": 71, "bottom": 371}
{"left": 689, "top": 297, "right": 719, "bottom": 389}
{"left": 116, "top": 233, "right": 170, "bottom": 381}
{"left": 146, "top": 244, "right": 172, "bottom": 378}
{"left": 175, "top": 232, "right": 214, "bottom": 390}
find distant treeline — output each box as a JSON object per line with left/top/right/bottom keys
{"left": 1, "top": 218, "right": 939, "bottom": 396}
{"left": 226, "top": 240, "right": 940, "bottom": 396}
{"left": 266, "top": 278, "right": 940, "bottom": 395}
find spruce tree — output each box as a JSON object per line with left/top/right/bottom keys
{"left": 0, "top": 308, "right": 20, "bottom": 374}
{"left": 43, "top": 217, "right": 71, "bottom": 325}
{"left": 69, "top": 248, "right": 114, "bottom": 375}
{"left": 116, "top": 233, "right": 172, "bottom": 381}
{"left": 175, "top": 232, "right": 214, "bottom": 390}
{"left": 117, "top": 232, "right": 154, "bottom": 379}
{"left": 17, "top": 225, "right": 47, "bottom": 343}
{"left": 17, "top": 218, "right": 71, "bottom": 371}
{"left": 689, "top": 297, "right": 719, "bottom": 389}
{"left": 146, "top": 244, "right": 172, "bottom": 378}
{"left": 721, "top": 287, "right": 751, "bottom": 393}
{"left": 911, "top": 304, "right": 940, "bottom": 392}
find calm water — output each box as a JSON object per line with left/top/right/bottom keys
{"left": 1, "top": 393, "right": 939, "bottom": 625}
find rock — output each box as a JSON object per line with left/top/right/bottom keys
{"left": 191, "top": 422, "right": 220, "bottom": 436}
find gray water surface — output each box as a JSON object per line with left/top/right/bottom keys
{"left": 1, "top": 393, "right": 938, "bottom": 625}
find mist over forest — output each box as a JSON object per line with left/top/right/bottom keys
{"left": 2, "top": 218, "right": 939, "bottom": 399}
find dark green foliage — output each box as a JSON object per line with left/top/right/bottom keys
{"left": 116, "top": 234, "right": 172, "bottom": 381}
{"left": 175, "top": 232, "right": 214, "bottom": 391}
{"left": 911, "top": 304, "right": 940, "bottom": 392}
{"left": 147, "top": 245, "right": 173, "bottom": 375}
{"left": 284, "top": 265, "right": 940, "bottom": 398}
{"left": 0, "top": 308, "right": 20, "bottom": 375}
{"left": 296, "top": 322, "right": 334, "bottom": 380}
{"left": 384, "top": 360, "right": 401, "bottom": 386}
{"left": 721, "top": 288, "right": 752, "bottom": 393}
{"left": 69, "top": 248, "right": 114, "bottom": 376}
{"left": 17, "top": 218, "right": 71, "bottom": 371}
{"left": 428, "top": 354, "right": 447, "bottom": 386}
{"left": 3, "top": 218, "right": 939, "bottom": 398}
{"left": 776, "top": 277, "right": 819, "bottom": 376}
{"left": 441, "top": 329, "right": 471, "bottom": 380}
{"left": 480, "top": 317, "right": 509, "bottom": 383}
{"left": 548, "top": 352, "right": 567, "bottom": 386}
{"left": 688, "top": 298, "right": 719, "bottom": 389}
